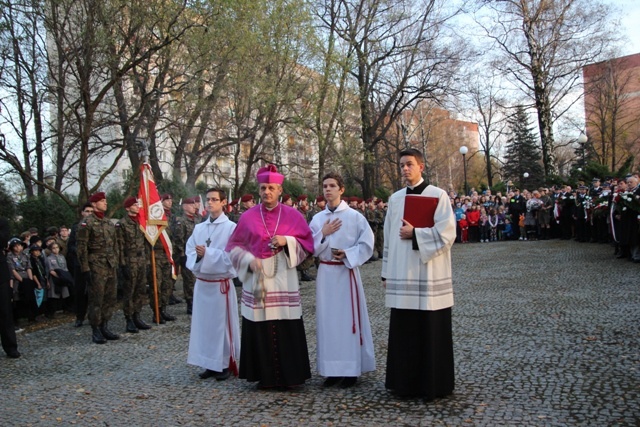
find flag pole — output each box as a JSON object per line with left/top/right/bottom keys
{"left": 136, "top": 138, "right": 163, "bottom": 324}
{"left": 151, "top": 250, "right": 161, "bottom": 324}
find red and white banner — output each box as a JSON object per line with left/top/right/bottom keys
{"left": 137, "top": 163, "right": 175, "bottom": 275}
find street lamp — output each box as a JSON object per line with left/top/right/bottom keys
{"left": 459, "top": 145, "right": 468, "bottom": 196}
{"left": 577, "top": 132, "right": 587, "bottom": 167}
{"left": 523, "top": 172, "right": 529, "bottom": 190}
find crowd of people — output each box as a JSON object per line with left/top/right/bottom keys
{"left": 448, "top": 174, "right": 640, "bottom": 264}
{"left": 1, "top": 155, "right": 637, "bottom": 403}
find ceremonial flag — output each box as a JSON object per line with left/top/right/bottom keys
{"left": 137, "top": 163, "right": 176, "bottom": 276}
{"left": 199, "top": 194, "right": 207, "bottom": 218}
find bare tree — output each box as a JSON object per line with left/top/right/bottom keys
{"left": 0, "top": 0, "right": 193, "bottom": 205}
{"left": 464, "top": 71, "right": 509, "bottom": 188}
{"left": 584, "top": 54, "right": 640, "bottom": 171}
{"left": 325, "top": 0, "right": 465, "bottom": 198}
{"left": 476, "top": 0, "right": 619, "bottom": 180}
{"left": 0, "top": 0, "right": 50, "bottom": 198}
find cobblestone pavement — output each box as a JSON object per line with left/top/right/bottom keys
{"left": 1, "top": 240, "right": 639, "bottom": 426}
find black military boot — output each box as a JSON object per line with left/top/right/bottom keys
{"left": 186, "top": 299, "right": 193, "bottom": 315}
{"left": 152, "top": 310, "right": 166, "bottom": 324}
{"left": 125, "top": 316, "right": 139, "bottom": 334}
{"left": 100, "top": 322, "right": 120, "bottom": 340}
{"left": 133, "top": 312, "right": 151, "bottom": 330}
{"left": 169, "top": 294, "right": 182, "bottom": 305}
{"left": 92, "top": 327, "right": 107, "bottom": 344}
{"left": 161, "top": 306, "right": 176, "bottom": 321}
{"left": 299, "top": 270, "right": 314, "bottom": 282}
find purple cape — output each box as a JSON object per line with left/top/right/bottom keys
{"left": 226, "top": 203, "right": 314, "bottom": 259}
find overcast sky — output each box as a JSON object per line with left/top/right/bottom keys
{"left": 607, "top": 0, "right": 640, "bottom": 56}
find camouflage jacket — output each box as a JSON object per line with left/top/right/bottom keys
{"left": 76, "top": 214, "right": 119, "bottom": 273}
{"left": 172, "top": 214, "right": 196, "bottom": 259}
{"left": 116, "top": 215, "right": 148, "bottom": 266}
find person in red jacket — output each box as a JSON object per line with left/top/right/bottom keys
{"left": 459, "top": 214, "right": 469, "bottom": 243}
{"left": 466, "top": 204, "right": 480, "bottom": 242}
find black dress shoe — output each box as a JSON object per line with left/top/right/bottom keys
{"left": 92, "top": 327, "right": 107, "bottom": 344}
{"left": 6, "top": 349, "right": 21, "bottom": 358}
{"left": 340, "top": 377, "right": 357, "bottom": 388}
{"left": 100, "top": 323, "right": 120, "bottom": 340}
{"left": 199, "top": 369, "right": 220, "bottom": 379}
{"left": 215, "top": 368, "right": 231, "bottom": 381}
{"left": 74, "top": 319, "right": 84, "bottom": 327}
{"left": 133, "top": 313, "right": 151, "bottom": 330}
{"left": 323, "top": 377, "right": 343, "bottom": 387}
{"left": 125, "top": 317, "right": 139, "bottom": 333}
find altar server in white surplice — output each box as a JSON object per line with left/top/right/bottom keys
{"left": 186, "top": 188, "right": 240, "bottom": 381}
{"left": 309, "top": 172, "right": 376, "bottom": 388}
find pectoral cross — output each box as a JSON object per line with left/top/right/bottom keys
{"left": 205, "top": 238, "right": 211, "bottom": 247}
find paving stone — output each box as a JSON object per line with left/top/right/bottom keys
{"left": 1, "top": 240, "right": 638, "bottom": 425}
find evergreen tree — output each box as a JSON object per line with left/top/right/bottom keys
{"left": 502, "top": 106, "right": 545, "bottom": 190}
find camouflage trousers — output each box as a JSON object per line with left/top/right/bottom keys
{"left": 181, "top": 265, "right": 195, "bottom": 302}
{"left": 87, "top": 261, "right": 118, "bottom": 327}
{"left": 297, "top": 254, "right": 315, "bottom": 271}
{"left": 148, "top": 250, "right": 174, "bottom": 308}
{"left": 122, "top": 258, "right": 148, "bottom": 317}
{"left": 375, "top": 229, "right": 384, "bottom": 257}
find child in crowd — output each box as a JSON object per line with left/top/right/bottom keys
{"left": 497, "top": 206, "right": 506, "bottom": 240}
{"left": 459, "top": 214, "right": 469, "bottom": 243}
{"left": 488, "top": 208, "right": 498, "bottom": 242}
{"left": 46, "top": 242, "right": 73, "bottom": 315}
{"left": 479, "top": 208, "right": 489, "bottom": 242}
{"left": 503, "top": 218, "right": 514, "bottom": 240}
{"left": 454, "top": 202, "right": 465, "bottom": 243}
{"left": 28, "top": 245, "right": 48, "bottom": 318}
{"left": 466, "top": 204, "right": 480, "bottom": 242}
{"left": 518, "top": 213, "right": 526, "bottom": 240}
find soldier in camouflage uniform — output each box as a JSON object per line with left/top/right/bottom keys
{"left": 374, "top": 198, "right": 386, "bottom": 259}
{"left": 116, "top": 197, "right": 151, "bottom": 334}
{"left": 172, "top": 197, "right": 198, "bottom": 314}
{"left": 76, "top": 192, "right": 120, "bottom": 344}
{"left": 295, "top": 195, "right": 315, "bottom": 281}
{"left": 364, "top": 198, "right": 379, "bottom": 261}
{"left": 147, "top": 230, "right": 177, "bottom": 324}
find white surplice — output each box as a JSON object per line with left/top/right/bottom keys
{"left": 309, "top": 200, "right": 376, "bottom": 377}
{"left": 382, "top": 184, "right": 456, "bottom": 311}
{"left": 185, "top": 214, "right": 240, "bottom": 373}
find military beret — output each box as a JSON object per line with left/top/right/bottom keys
{"left": 282, "top": 194, "right": 291, "bottom": 203}
{"left": 89, "top": 192, "right": 106, "bottom": 203}
{"left": 297, "top": 195, "right": 308, "bottom": 202}
{"left": 181, "top": 197, "right": 193, "bottom": 205}
{"left": 160, "top": 193, "right": 173, "bottom": 201}
{"left": 123, "top": 196, "right": 138, "bottom": 208}
{"left": 240, "top": 194, "right": 254, "bottom": 203}
{"left": 315, "top": 195, "right": 325, "bottom": 203}
{"left": 230, "top": 199, "right": 238, "bottom": 207}
{"left": 365, "top": 198, "right": 373, "bottom": 203}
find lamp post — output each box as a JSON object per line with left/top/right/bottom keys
{"left": 459, "top": 145, "right": 468, "bottom": 196}
{"left": 577, "top": 132, "right": 587, "bottom": 168}
{"left": 523, "top": 172, "right": 529, "bottom": 190}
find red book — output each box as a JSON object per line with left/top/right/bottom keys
{"left": 403, "top": 195, "right": 439, "bottom": 228}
